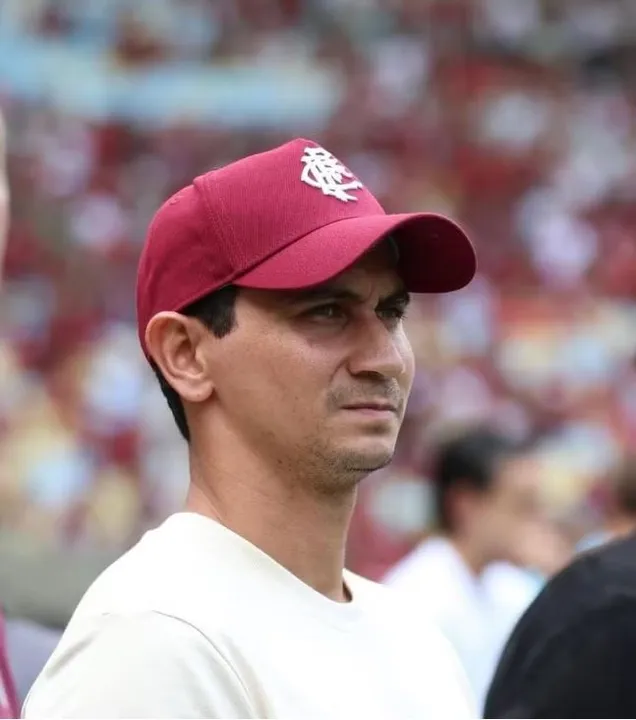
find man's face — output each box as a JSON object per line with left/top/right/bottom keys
{"left": 203, "top": 243, "right": 415, "bottom": 494}
{"left": 468, "top": 454, "right": 543, "bottom": 562}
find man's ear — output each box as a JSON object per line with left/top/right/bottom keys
{"left": 145, "top": 311, "right": 215, "bottom": 403}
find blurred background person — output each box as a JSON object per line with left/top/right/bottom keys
{"left": 384, "top": 426, "right": 571, "bottom": 710}
{"left": 577, "top": 454, "right": 636, "bottom": 552}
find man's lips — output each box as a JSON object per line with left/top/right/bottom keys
{"left": 341, "top": 402, "right": 398, "bottom": 414}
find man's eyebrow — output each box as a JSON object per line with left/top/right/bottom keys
{"left": 379, "top": 289, "right": 411, "bottom": 308}
{"left": 280, "top": 285, "right": 410, "bottom": 306}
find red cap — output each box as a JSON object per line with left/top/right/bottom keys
{"left": 137, "top": 138, "right": 476, "bottom": 356}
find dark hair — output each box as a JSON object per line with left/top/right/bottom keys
{"left": 432, "top": 426, "right": 519, "bottom": 532}
{"left": 150, "top": 285, "right": 239, "bottom": 442}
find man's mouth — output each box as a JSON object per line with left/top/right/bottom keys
{"left": 341, "top": 402, "right": 398, "bottom": 415}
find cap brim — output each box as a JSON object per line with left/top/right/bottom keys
{"left": 233, "top": 213, "right": 476, "bottom": 294}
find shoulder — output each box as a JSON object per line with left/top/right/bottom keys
{"left": 72, "top": 515, "right": 231, "bottom": 625}
{"left": 23, "top": 611, "right": 254, "bottom": 719}
{"left": 73, "top": 536, "right": 185, "bottom": 617}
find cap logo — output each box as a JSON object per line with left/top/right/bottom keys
{"left": 300, "top": 146, "right": 363, "bottom": 203}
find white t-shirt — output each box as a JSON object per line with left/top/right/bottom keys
{"left": 384, "top": 537, "right": 540, "bottom": 712}
{"left": 23, "top": 513, "right": 475, "bottom": 719}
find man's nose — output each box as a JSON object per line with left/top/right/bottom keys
{"left": 346, "top": 318, "right": 409, "bottom": 380}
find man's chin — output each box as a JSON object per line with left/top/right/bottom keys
{"left": 311, "top": 448, "right": 394, "bottom": 497}
{"left": 338, "top": 442, "right": 396, "bottom": 474}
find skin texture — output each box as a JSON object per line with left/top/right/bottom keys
{"left": 146, "top": 242, "right": 415, "bottom": 601}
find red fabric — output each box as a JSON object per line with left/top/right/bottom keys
{"left": 0, "top": 612, "right": 19, "bottom": 719}
{"left": 135, "top": 138, "right": 475, "bottom": 356}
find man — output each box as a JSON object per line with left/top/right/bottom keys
{"left": 384, "top": 426, "right": 570, "bottom": 711}
{"left": 484, "top": 531, "right": 636, "bottom": 718}
{"left": 24, "top": 138, "right": 478, "bottom": 718}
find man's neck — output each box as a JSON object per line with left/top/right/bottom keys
{"left": 186, "top": 448, "right": 357, "bottom": 603}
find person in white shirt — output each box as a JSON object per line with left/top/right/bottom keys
{"left": 23, "top": 138, "right": 478, "bottom": 719}
{"left": 384, "top": 426, "right": 571, "bottom": 712}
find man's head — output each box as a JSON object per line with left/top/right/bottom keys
{"left": 137, "top": 138, "right": 476, "bottom": 493}
{"left": 432, "top": 426, "right": 541, "bottom": 563}
{"left": 149, "top": 242, "right": 415, "bottom": 493}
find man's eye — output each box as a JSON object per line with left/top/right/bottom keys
{"left": 378, "top": 306, "right": 407, "bottom": 322}
{"left": 305, "top": 303, "right": 345, "bottom": 320}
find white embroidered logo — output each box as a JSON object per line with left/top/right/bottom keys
{"left": 300, "top": 146, "right": 364, "bottom": 203}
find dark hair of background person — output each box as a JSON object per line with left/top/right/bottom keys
{"left": 149, "top": 285, "right": 239, "bottom": 442}
{"left": 432, "top": 427, "right": 520, "bottom": 532}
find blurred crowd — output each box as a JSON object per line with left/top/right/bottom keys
{"left": 2, "top": 0, "right": 636, "bottom": 617}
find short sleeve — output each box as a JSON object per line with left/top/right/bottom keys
{"left": 22, "top": 612, "right": 257, "bottom": 719}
